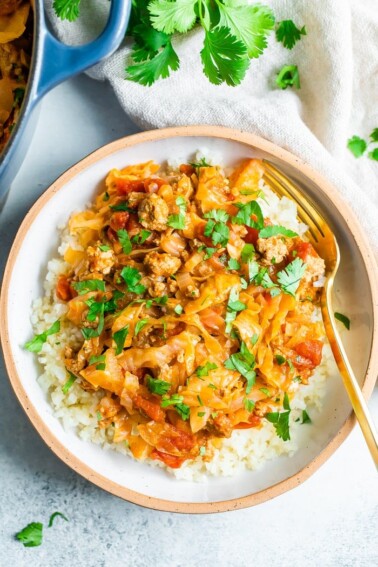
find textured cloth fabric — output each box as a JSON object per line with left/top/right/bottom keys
{"left": 46, "top": 0, "right": 378, "bottom": 255}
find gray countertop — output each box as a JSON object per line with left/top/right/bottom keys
{"left": 0, "top": 75, "right": 377, "bottom": 567}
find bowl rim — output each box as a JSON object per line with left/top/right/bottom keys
{"left": 1, "top": 125, "right": 377, "bottom": 514}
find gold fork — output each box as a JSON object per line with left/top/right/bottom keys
{"left": 263, "top": 160, "right": 378, "bottom": 468}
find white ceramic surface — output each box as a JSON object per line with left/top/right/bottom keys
{"left": 2, "top": 128, "right": 377, "bottom": 512}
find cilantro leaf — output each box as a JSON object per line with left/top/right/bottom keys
{"left": 149, "top": 0, "right": 197, "bottom": 34}
{"left": 127, "top": 39, "right": 180, "bottom": 86}
{"left": 48, "top": 512, "right": 68, "bottom": 528}
{"left": 161, "top": 394, "right": 190, "bottom": 420}
{"left": 224, "top": 341, "right": 256, "bottom": 393}
{"left": 302, "top": 409, "right": 311, "bottom": 424}
{"left": 24, "top": 320, "right": 60, "bottom": 353}
{"left": 334, "top": 312, "right": 350, "bottom": 330}
{"left": 15, "top": 522, "right": 43, "bottom": 547}
{"left": 62, "top": 371, "right": 77, "bottom": 394}
{"left": 189, "top": 157, "right": 210, "bottom": 169}
{"left": 276, "top": 65, "right": 300, "bottom": 89}
{"left": 174, "top": 304, "right": 184, "bottom": 315}
{"left": 132, "top": 229, "right": 151, "bottom": 244}
{"left": 72, "top": 279, "right": 105, "bottom": 295}
{"left": 259, "top": 225, "right": 298, "bottom": 238}
{"left": 276, "top": 20, "right": 306, "bottom": 49}
{"left": 135, "top": 318, "right": 149, "bottom": 336}
{"left": 347, "top": 135, "right": 367, "bottom": 158}
{"left": 201, "top": 27, "right": 250, "bottom": 87}
{"left": 53, "top": 0, "right": 81, "bottom": 21}
{"left": 244, "top": 398, "right": 255, "bottom": 412}
{"left": 147, "top": 376, "right": 171, "bottom": 395}
{"left": 217, "top": 1, "right": 275, "bottom": 58}
{"left": 113, "top": 326, "right": 129, "bottom": 355}
{"left": 120, "top": 266, "right": 146, "bottom": 294}
{"left": 277, "top": 257, "right": 306, "bottom": 296}
{"left": 228, "top": 258, "right": 240, "bottom": 270}
{"left": 196, "top": 362, "right": 218, "bottom": 377}
{"left": 204, "top": 210, "right": 230, "bottom": 247}
{"left": 266, "top": 393, "right": 291, "bottom": 441}
{"left": 167, "top": 196, "right": 187, "bottom": 229}
{"left": 369, "top": 128, "right": 378, "bottom": 143}
{"left": 232, "top": 201, "right": 264, "bottom": 228}
{"left": 110, "top": 202, "right": 133, "bottom": 212}
{"left": 368, "top": 148, "right": 378, "bottom": 161}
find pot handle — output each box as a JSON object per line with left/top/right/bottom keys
{"left": 36, "top": 0, "right": 131, "bottom": 98}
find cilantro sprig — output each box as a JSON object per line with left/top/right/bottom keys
{"left": 167, "top": 196, "right": 187, "bottom": 229}
{"left": 276, "top": 20, "right": 306, "bottom": 49}
{"left": 204, "top": 209, "right": 230, "bottom": 247}
{"left": 266, "top": 392, "right": 291, "bottom": 441}
{"left": 54, "top": 0, "right": 275, "bottom": 87}
{"left": 276, "top": 257, "right": 306, "bottom": 296}
{"left": 347, "top": 128, "right": 378, "bottom": 160}
{"left": 24, "top": 320, "right": 60, "bottom": 353}
{"left": 224, "top": 341, "right": 256, "bottom": 393}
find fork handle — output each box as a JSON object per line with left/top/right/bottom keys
{"left": 322, "top": 290, "right": 378, "bottom": 469}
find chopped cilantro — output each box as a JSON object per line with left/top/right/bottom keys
{"left": 161, "top": 394, "right": 190, "bottom": 420}
{"left": 204, "top": 209, "right": 230, "bottom": 247}
{"left": 224, "top": 341, "right": 256, "bottom": 393}
{"left": 48, "top": 512, "right": 68, "bottom": 528}
{"left": 199, "top": 445, "right": 206, "bottom": 456}
{"left": 15, "top": 522, "right": 43, "bottom": 547}
{"left": 109, "top": 202, "right": 132, "bottom": 212}
{"left": 117, "top": 229, "right": 132, "bottom": 255}
{"left": 167, "top": 196, "right": 187, "bottom": 229}
{"left": 228, "top": 258, "right": 240, "bottom": 270}
{"left": 147, "top": 376, "right": 170, "bottom": 395}
{"left": 131, "top": 229, "right": 151, "bottom": 244}
{"left": 174, "top": 304, "right": 184, "bottom": 315}
{"left": 197, "top": 394, "right": 204, "bottom": 406}
{"left": 302, "top": 409, "right": 312, "bottom": 424}
{"left": 113, "top": 325, "right": 129, "bottom": 355}
{"left": 204, "top": 247, "right": 217, "bottom": 259}
{"left": 232, "top": 201, "right": 264, "bottom": 228}
{"left": 72, "top": 279, "right": 105, "bottom": 295}
{"left": 103, "top": 191, "right": 110, "bottom": 202}
{"left": 120, "top": 266, "right": 146, "bottom": 294}
{"left": 347, "top": 136, "right": 367, "bottom": 158}
{"left": 266, "top": 393, "right": 291, "bottom": 441}
{"left": 244, "top": 398, "right": 255, "bottom": 412}
{"left": 241, "top": 243, "right": 255, "bottom": 263}
{"left": 135, "top": 318, "right": 149, "bottom": 336}
{"left": 99, "top": 244, "right": 111, "bottom": 252}
{"left": 251, "top": 333, "right": 259, "bottom": 346}
{"left": 62, "top": 371, "right": 77, "bottom": 394}
{"left": 276, "top": 20, "right": 307, "bottom": 49}
{"left": 24, "top": 320, "right": 60, "bottom": 353}
{"left": 277, "top": 257, "right": 306, "bottom": 296}
{"left": 275, "top": 354, "right": 286, "bottom": 365}
{"left": 189, "top": 157, "right": 210, "bottom": 169}
{"left": 259, "top": 387, "right": 271, "bottom": 396}
{"left": 334, "top": 312, "right": 350, "bottom": 330}
{"left": 276, "top": 65, "right": 300, "bottom": 89}
{"left": 225, "top": 286, "right": 246, "bottom": 332}
{"left": 197, "top": 411, "right": 206, "bottom": 418}
{"left": 258, "top": 225, "right": 298, "bottom": 238}
{"left": 196, "top": 362, "right": 218, "bottom": 377}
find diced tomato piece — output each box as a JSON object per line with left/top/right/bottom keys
{"left": 56, "top": 275, "right": 76, "bottom": 301}
{"left": 244, "top": 225, "right": 259, "bottom": 245}
{"left": 294, "top": 340, "right": 323, "bottom": 368}
{"left": 292, "top": 241, "right": 318, "bottom": 262}
{"left": 109, "top": 211, "right": 129, "bottom": 232}
{"left": 179, "top": 164, "right": 195, "bottom": 176}
{"left": 151, "top": 449, "right": 186, "bottom": 469}
{"left": 234, "top": 415, "right": 261, "bottom": 429}
{"left": 115, "top": 179, "right": 145, "bottom": 195}
{"left": 134, "top": 395, "right": 165, "bottom": 422}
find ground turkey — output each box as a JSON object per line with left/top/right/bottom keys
{"left": 144, "top": 251, "right": 181, "bottom": 277}
{"left": 138, "top": 194, "right": 169, "bottom": 231}
{"left": 257, "top": 235, "right": 290, "bottom": 264}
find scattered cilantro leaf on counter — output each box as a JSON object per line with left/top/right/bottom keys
{"left": 72, "top": 279, "right": 105, "bottom": 295}
{"left": 48, "top": 512, "right": 68, "bottom": 528}
{"left": 62, "top": 371, "right": 77, "bottom": 394}
{"left": 201, "top": 27, "right": 250, "bottom": 86}
{"left": 15, "top": 522, "right": 43, "bottom": 547}
{"left": 113, "top": 325, "right": 129, "bottom": 355}
{"left": 276, "top": 64, "right": 300, "bottom": 89}
{"left": 53, "top": 0, "right": 81, "bottom": 22}
{"left": 148, "top": 0, "right": 197, "bottom": 34}
{"left": 266, "top": 393, "right": 291, "bottom": 441}
{"left": 147, "top": 376, "right": 171, "bottom": 395}
{"left": 276, "top": 20, "right": 306, "bottom": 49}
{"left": 196, "top": 362, "right": 218, "bottom": 377}
{"left": 167, "top": 195, "right": 187, "bottom": 229}
{"left": 127, "top": 39, "right": 180, "bottom": 86}
{"left": 370, "top": 128, "right": 378, "bottom": 143}
{"left": 368, "top": 148, "right": 378, "bottom": 161}
{"left": 302, "top": 409, "right": 311, "bottom": 424}
{"left": 135, "top": 318, "right": 149, "bottom": 336}
{"left": 277, "top": 257, "right": 306, "bottom": 296}
{"left": 334, "top": 312, "right": 350, "bottom": 330}
{"left": 259, "top": 225, "right": 298, "bottom": 238}
{"left": 347, "top": 135, "right": 367, "bottom": 158}
{"left": 24, "top": 320, "right": 60, "bottom": 353}
{"left": 121, "top": 266, "right": 146, "bottom": 295}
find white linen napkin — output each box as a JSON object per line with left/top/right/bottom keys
{"left": 45, "top": 0, "right": 378, "bottom": 256}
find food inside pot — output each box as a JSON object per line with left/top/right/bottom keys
{"left": 0, "top": 0, "right": 32, "bottom": 154}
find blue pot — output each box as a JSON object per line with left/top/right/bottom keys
{"left": 0, "top": 0, "right": 131, "bottom": 208}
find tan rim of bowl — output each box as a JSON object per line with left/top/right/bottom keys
{"left": 1, "top": 126, "right": 377, "bottom": 514}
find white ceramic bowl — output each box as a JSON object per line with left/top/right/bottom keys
{"left": 1, "top": 126, "right": 377, "bottom": 513}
